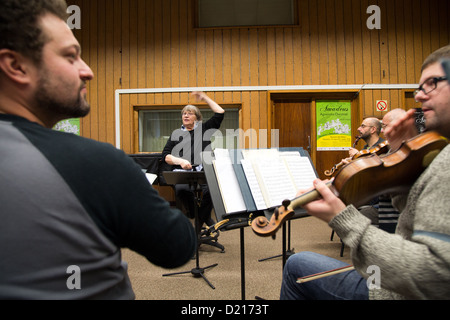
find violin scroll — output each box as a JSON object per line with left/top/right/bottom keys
{"left": 251, "top": 199, "right": 294, "bottom": 238}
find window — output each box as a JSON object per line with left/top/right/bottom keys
{"left": 196, "top": 0, "right": 298, "bottom": 28}
{"left": 138, "top": 108, "right": 240, "bottom": 153}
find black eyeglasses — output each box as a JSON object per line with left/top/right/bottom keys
{"left": 414, "top": 76, "right": 448, "bottom": 97}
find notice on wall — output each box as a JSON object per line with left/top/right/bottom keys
{"left": 53, "top": 118, "right": 81, "bottom": 135}
{"left": 316, "top": 101, "right": 351, "bottom": 151}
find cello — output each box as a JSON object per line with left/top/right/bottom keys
{"left": 251, "top": 131, "right": 448, "bottom": 237}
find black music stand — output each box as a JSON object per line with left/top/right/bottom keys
{"left": 257, "top": 219, "right": 295, "bottom": 267}
{"left": 162, "top": 171, "right": 218, "bottom": 289}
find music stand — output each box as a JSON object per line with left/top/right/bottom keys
{"left": 161, "top": 171, "right": 218, "bottom": 289}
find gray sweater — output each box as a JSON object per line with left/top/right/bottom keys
{"left": 330, "top": 144, "right": 450, "bottom": 299}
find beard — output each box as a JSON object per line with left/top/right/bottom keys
{"left": 34, "top": 73, "right": 91, "bottom": 121}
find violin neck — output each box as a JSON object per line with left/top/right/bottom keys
{"left": 288, "top": 181, "right": 333, "bottom": 211}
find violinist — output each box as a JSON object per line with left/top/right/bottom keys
{"left": 281, "top": 45, "right": 450, "bottom": 300}
{"left": 348, "top": 117, "right": 384, "bottom": 158}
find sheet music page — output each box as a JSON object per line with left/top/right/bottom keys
{"left": 280, "top": 152, "right": 317, "bottom": 190}
{"left": 241, "top": 148, "right": 279, "bottom": 160}
{"left": 240, "top": 159, "right": 267, "bottom": 210}
{"left": 252, "top": 157, "right": 298, "bottom": 208}
{"left": 212, "top": 157, "right": 247, "bottom": 214}
{"left": 145, "top": 173, "right": 158, "bottom": 185}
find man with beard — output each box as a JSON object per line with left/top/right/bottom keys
{"left": 280, "top": 45, "right": 450, "bottom": 300}
{"left": 348, "top": 117, "right": 384, "bottom": 158}
{"left": 0, "top": 0, "right": 196, "bottom": 299}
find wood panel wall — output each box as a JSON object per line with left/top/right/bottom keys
{"left": 67, "top": 0, "right": 449, "bottom": 153}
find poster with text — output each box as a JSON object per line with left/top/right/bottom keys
{"left": 53, "top": 118, "right": 80, "bottom": 135}
{"left": 316, "top": 101, "right": 351, "bottom": 150}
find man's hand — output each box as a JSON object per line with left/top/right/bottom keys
{"left": 300, "top": 179, "right": 347, "bottom": 223}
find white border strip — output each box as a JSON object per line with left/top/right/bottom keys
{"left": 114, "top": 84, "right": 418, "bottom": 149}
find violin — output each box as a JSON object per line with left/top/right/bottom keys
{"left": 324, "top": 140, "right": 390, "bottom": 177}
{"left": 252, "top": 131, "right": 448, "bottom": 237}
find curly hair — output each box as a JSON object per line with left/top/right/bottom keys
{"left": 0, "top": 0, "right": 68, "bottom": 65}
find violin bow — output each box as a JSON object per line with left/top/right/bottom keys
{"left": 296, "top": 265, "right": 355, "bottom": 284}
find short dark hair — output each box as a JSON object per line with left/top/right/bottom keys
{"left": 422, "top": 45, "right": 450, "bottom": 72}
{"left": 0, "top": 0, "right": 68, "bottom": 65}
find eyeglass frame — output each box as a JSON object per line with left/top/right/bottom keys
{"left": 359, "top": 124, "right": 374, "bottom": 129}
{"left": 414, "top": 76, "right": 448, "bottom": 97}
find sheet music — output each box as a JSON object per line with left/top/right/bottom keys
{"left": 253, "top": 158, "right": 298, "bottom": 208}
{"left": 240, "top": 159, "right": 267, "bottom": 210}
{"left": 212, "top": 157, "right": 247, "bottom": 214}
{"left": 280, "top": 152, "right": 316, "bottom": 190}
{"left": 208, "top": 148, "right": 317, "bottom": 214}
{"left": 145, "top": 173, "right": 157, "bottom": 185}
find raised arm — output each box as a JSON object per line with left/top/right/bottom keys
{"left": 191, "top": 91, "right": 225, "bottom": 114}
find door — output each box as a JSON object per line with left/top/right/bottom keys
{"left": 272, "top": 93, "right": 360, "bottom": 180}
{"left": 273, "top": 99, "right": 311, "bottom": 152}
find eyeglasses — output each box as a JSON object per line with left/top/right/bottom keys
{"left": 380, "top": 122, "right": 387, "bottom": 129}
{"left": 360, "top": 124, "right": 373, "bottom": 129}
{"left": 414, "top": 76, "right": 448, "bottom": 97}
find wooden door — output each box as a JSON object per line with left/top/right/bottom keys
{"left": 273, "top": 95, "right": 360, "bottom": 180}
{"left": 273, "top": 100, "right": 312, "bottom": 152}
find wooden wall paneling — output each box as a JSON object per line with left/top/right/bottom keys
{"left": 171, "top": 0, "right": 181, "bottom": 105}
{"left": 137, "top": 0, "right": 147, "bottom": 106}
{"left": 326, "top": 0, "right": 338, "bottom": 85}
{"left": 231, "top": 29, "right": 241, "bottom": 105}
{"left": 292, "top": 24, "right": 302, "bottom": 85}
{"left": 214, "top": 29, "right": 224, "bottom": 102}
{"left": 395, "top": 0, "right": 407, "bottom": 85}
{"left": 275, "top": 28, "right": 286, "bottom": 85}
{"left": 128, "top": 1, "right": 140, "bottom": 154}
{"left": 162, "top": 0, "right": 172, "bottom": 104}
{"left": 222, "top": 29, "right": 233, "bottom": 102}
{"left": 309, "top": 0, "right": 320, "bottom": 85}
{"left": 352, "top": 0, "right": 364, "bottom": 84}
{"left": 299, "top": 0, "right": 311, "bottom": 85}
{"left": 438, "top": 0, "right": 449, "bottom": 47}
{"left": 187, "top": 1, "right": 196, "bottom": 90}
{"left": 96, "top": 0, "right": 106, "bottom": 144}
{"left": 145, "top": 0, "right": 155, "bottom": 105}
{"left": 334, "top": 0, "right": 345, "bottom": 85}
{"left": 196, "top": 29, "right": 206, "bottom": 88}
{"left": 178, "top": 0, "right": 189, "bottom": 103}
{"left": 205, "top": 29, "right": 215, "bottom": 89}
{"left": 120, "top": 0, "right": 131, "bottom": 152}
{"left": 412, "top": 0, "right": 423, "bottom": 83}
{"left": 240, "top": 29, "right": 250, "bottom": 87}
{"left": 317, "top": 0, "right": 328, "bottom": 85}
{"left": 64, "top": 0, "right": 449, "bottom": 153}
{"left": 344, "top": 0, "right": 356, "bottom": 85}
{"left": 378, "top": 0, "right": 389, "bottom": 86}
{"left": 403, "top": 2, "right": 416, "bottom": 84}
{"left": 360, "top": 0, "right": 372, "bottom": 86}
{"left": 266, "top": 28, "right": 276, "bottom": 85}
{"left": 153, "top": 0, "right": 163, "bottom": 105}
{"left": 88, "top": 0, "right": 99, "bottom": 141}
{"left": 420, "top": 0, "right": 432, "bottom": 66}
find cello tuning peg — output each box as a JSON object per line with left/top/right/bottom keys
{"left": 282, "top": 199, "right": 291, "bottom": 209}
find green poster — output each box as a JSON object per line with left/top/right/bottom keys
{"left": 53, "top": 118, "right": 80, "bottom": 135}
{"left": 316, "top": 101, "right": 351, "bottom": 150}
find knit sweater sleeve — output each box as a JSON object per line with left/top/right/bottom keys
{"left": 329, "top": 146, "right": 450, "bottom": 299}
